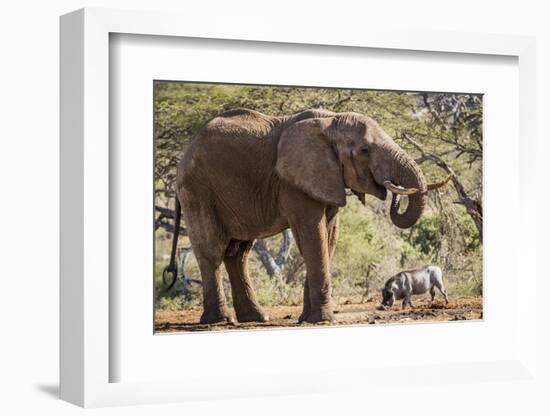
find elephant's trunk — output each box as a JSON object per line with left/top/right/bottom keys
{"left": 387, "top": 150, "right": 427, "bottom": 229}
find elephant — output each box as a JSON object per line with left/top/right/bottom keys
{"left": 165, "top": 108, "right": 448, "bottom": 324}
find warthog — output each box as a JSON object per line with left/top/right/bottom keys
{"left": 381, "top": 265, "right": 448, "bottom": 309}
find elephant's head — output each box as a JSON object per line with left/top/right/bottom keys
{"left": 276, "top": 111, "right": 443, "bottom": 229}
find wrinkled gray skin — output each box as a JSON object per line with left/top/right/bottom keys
{"left": 381, "top": 265, "right": 449, "bottom": 309}
{"left": 176, "top": 108, "right": 430, "bottom": 324}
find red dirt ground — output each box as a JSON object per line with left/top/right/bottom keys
{"left": 154, "top": 296, "right": 482, "bottom": 333}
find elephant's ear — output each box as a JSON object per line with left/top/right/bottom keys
{"left": 276, "top": 117, "right": 346, "bottom": 207}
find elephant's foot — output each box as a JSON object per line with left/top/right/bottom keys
{"left": 200, "top": 308, "right": 234, "bottom": 325}
{"left": 235, "top": 307, "right": 269, "bottom": 323}
{"left": 298, "top": 310, "right": 309, "bottom": 323}
{"left": 298, "top": 307, "right": 335, "bottom": 324}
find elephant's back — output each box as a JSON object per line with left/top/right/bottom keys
{"left": 203, "top": 108, "right": 281, "bottom": 140}
{"left": 176, "top": 108, "right": 280, "bottom": 197}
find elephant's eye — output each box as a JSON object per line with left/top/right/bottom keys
{"left": 360, "top": 147, "right": 370, "bottom": 155}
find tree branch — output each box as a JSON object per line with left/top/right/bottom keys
{"left": 253, "top": 229, "right": 294, "bottom": 277}
{"left": 154, "top": 205, "right": 188, "bottom": 235}
{"left": 401, "top": 133, "right": 483, "bottom": 241}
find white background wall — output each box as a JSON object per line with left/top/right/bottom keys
{"left": 0, "top": 0, "right": 548, "bottom": 414}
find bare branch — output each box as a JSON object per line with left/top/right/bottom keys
{"left": 253, "top": 229, "right": 294, "bottom": 277}
{"left": 155, "top": 205, "right": 188, "bottom": 235}
{"left": 155, "top": 218, "right": 188, "bottom": 236}
{"left": 401, "top": 133, "right": 483, "bottom": 241}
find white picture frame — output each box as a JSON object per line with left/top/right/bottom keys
{"left": 60, "top": 7, "right": 538, "bottom": 408}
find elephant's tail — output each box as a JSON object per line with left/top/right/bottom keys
{"left": 162, "top": 196, "right": 182, "bottom": 290}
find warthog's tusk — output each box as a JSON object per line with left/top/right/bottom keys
{"left": 427, "top": 175, "right": 453, "bottom": 191}
{"left": 383, "top": 180, "right": 419, "bottom": 195}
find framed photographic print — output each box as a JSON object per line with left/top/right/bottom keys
{"left": 60, "top": 7, "right": 538, "bottom": 408}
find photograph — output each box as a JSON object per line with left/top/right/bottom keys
{"left": 153, "top": 81, "right": 483, "bottom": 333}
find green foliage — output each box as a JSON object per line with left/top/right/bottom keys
{"left": 410, "top": 215, "right": 442, "bottom": 257}
{"left": 154, "top": 82, "right": 483, "bottom": 310}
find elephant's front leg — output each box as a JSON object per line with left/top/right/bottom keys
{"left": 299, "top": 279, "right": 311, "bottom": 323}
{"left": 298, "top": 212, "right": 339, "bottom": 322}
{"left": 284, "top": 194, "right": 335, "bottom": 324}
{"left": 300, "top": 222, "right": 335, "bottom": 323}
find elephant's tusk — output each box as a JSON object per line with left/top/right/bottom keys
{"left": 427, "top": 175, "right": 453, "bottom": 191}
{"left": 383, "top": 180, "right": 419, "bottom": 195}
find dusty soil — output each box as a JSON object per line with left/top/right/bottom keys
{"left": 154, "top": 296, "right": 482, "bottom": 333}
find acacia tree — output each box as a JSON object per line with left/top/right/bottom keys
{"left": 400, "top": 94, "right": 483, "bottom": 241}
{"left": 154, "top": 84, "right": 483, "bottom": 298}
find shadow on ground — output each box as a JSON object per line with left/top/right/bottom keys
{"left": 35, "top": 384, "right": 59, "bottom": 399}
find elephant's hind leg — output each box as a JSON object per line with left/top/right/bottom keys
{"left": 181, "top": 196, "right": 233, "bottom": 324}
{"left": 224, "top": 240, "right": 269, "bottom": 323}
{"left": 194, "top": 249, "right": 234, "bottom": 324}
